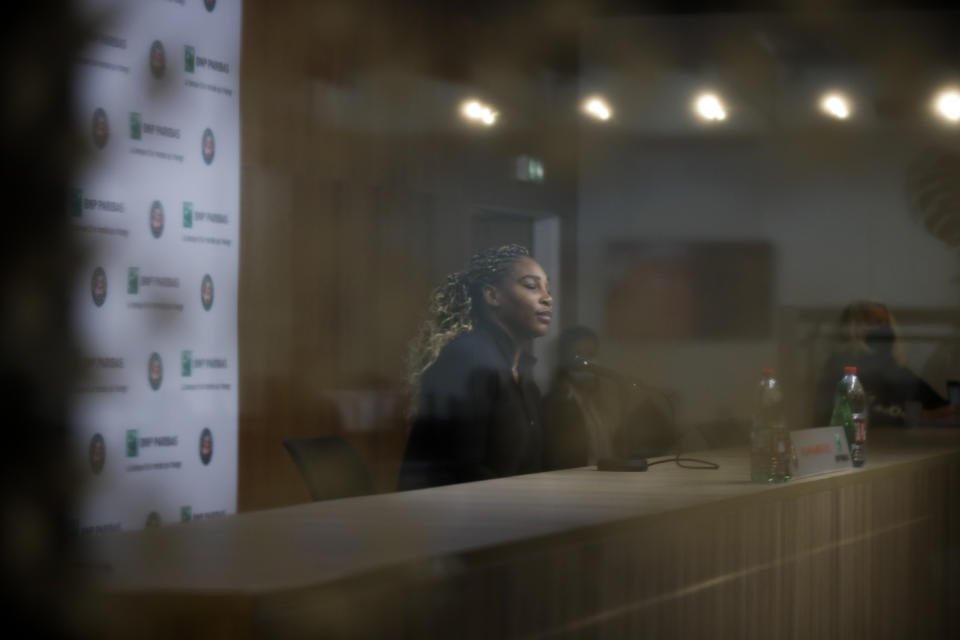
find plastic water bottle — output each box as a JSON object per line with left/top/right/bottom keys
{"left": 830, "top": 366, "right": 867, "bottom": 467}
{"left": 751, "top": 370, "right": 791, "bottom": 483}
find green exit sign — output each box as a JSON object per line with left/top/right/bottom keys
{"left": 515, "top": 155, "right": 545, "bottom": 183}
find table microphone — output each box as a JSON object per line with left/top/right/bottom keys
{"left": 571, "top": 356, "right": 624, "bottom": 379}
{"left": 571, "top": 356, "right": 655, "bottom": 395}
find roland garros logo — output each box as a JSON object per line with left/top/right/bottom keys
{"left": 149, "top": 40, "right": 166, "bottom": 78}
{"left": 91, "top": 266, "right": 107, "bottom": 307}
{"left": 201, "top": 274, "right": 214, "bottom": 311}
{"left": 150, "top": 200, "right": 164, "bottom": 238}
{"left": 199, "top": 427, "right": 213, "bottom": 465}
{"left": 201, "top": 128, "right": 215, "bottom": 165}
{"left": 89, "top": 433, "right": 106, "bottom": 475}
{"left": 92, "top": 108, "right": 109, "bottom": 149}
{"left": 148, "top": 352, "right": 163, "bottom": 390}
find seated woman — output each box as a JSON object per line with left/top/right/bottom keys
{"left": 398, "top": 245, "right": 553, "bottom": 490}
{"left": 814, "top": 300, "right": 951, "bottom": 427}
{"left": 543, "top": 326, "right": 676, "bottom": 469}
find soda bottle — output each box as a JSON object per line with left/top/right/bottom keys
{"left": 751, "top": 370, "right": 791, "bottom": 483}
{"left": 830, "top": 366, "right": 867, "bottom": 467}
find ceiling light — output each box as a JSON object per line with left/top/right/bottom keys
{"left": 820, "top": 93, "right": 851, "bottom": 120}
{"left": 695, "top": 93, "right": 727, "bottom": 122}
{"left": 583, "top": 97, "right": 612, "bottom": 121}
{"left": 461, "top": 99, "right": 498, "bottom": 126}
{"left": 935, "top": 90, "right": 960, "bottom": 122}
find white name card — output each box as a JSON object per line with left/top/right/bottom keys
{"left": 789, "top": 426, "right": 851, "bottom": 478}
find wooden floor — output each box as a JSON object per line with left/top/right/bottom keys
{"left": 86, "top": 429, "right": 960, "bottom": 639}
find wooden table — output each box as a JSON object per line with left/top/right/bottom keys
{"left": 85, "top": 430, "right": 960, "bottom": 639}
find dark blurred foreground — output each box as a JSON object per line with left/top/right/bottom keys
{"left": 0, "top": 2, "right": 88, "bottom": 637}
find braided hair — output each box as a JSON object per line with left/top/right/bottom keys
{"left": 406, "top": 244, "right": 531, "bottom": 405}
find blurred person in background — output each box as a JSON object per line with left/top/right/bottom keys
{"left": 543, "top": 326, "right": 612, "bottom": 468}
{"left": 815, "top": 300, "right": 955, "bottom": 426}
{"left": 543, "top": 326, "right": 676, "bottom": 469}
{"left": 398, "top": 245, "right": 553, "bottom": 490}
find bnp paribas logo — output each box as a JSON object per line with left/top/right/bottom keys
{"left": 180, "top": 506, "right": 192, "bottom": 523}
{"left": 92, "top": 108, "right": 109, "bottom": 149}
{"left": 184, "top": 45, "right": 195, "bottom": 73}
{"left": 199, "top": 427, "right": 213, "bottom": 466}
{"left": 148, "top": 352, "right": 163, "bottom": 390}
{"left": 149, "top": 40, "right": 166, "bottom": 79}
{"left": 182, "top": 202, "right": 193, "bottom": 228}
{"left": 125, "top": 429, "right": 139, "bottom": 458}
{"left": 201, "top": 127, "right": 215, "bottom": 165}
{"left": 149, "top": 200, "right": 164, "bottom": 239}
{"left": 89, "top": 432, "right": 106, "bottom": 475}
{"left": 91, "top": 266, "right": 107, "bottom": 307}
{"left": 127, "top": 267, "right": 139, "bottom": 294}
{"left": 201, "top": 274, "right": 214, "bottom": 311}
{"left": 181, "top": 350, "right": 192, "bottom": 377}
{"left": 129, "top": 112, "right": 142, "bottom": 140}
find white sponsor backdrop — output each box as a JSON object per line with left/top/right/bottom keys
{"left": 70, "top": 0, "right": 241, "bottom": 532}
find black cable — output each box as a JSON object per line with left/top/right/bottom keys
{"left": 609, "top": 378, "right": 716, "bottom": 469}
{"left": 647, "top": 453, "right": 719, "bottom": 470}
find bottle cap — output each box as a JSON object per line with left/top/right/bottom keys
{"left": 844, "top": 366, "right": 857, "bottom": 374}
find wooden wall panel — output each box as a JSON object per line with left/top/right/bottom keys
{"left": 289, "top": 179, "right": 325, "bottom": 386}
{"left": 238, "top": 168, "right": 299, "bottom": 509}
{"left": 237, "top": 1, "right": 579, "bottom": 510}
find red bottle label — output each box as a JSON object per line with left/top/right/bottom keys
{"left": 854, "top": 418, "right": 866, "bottom": 442}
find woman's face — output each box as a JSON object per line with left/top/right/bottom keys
{"left": 485, "top": 256, "right": 553, "bottom": 341}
